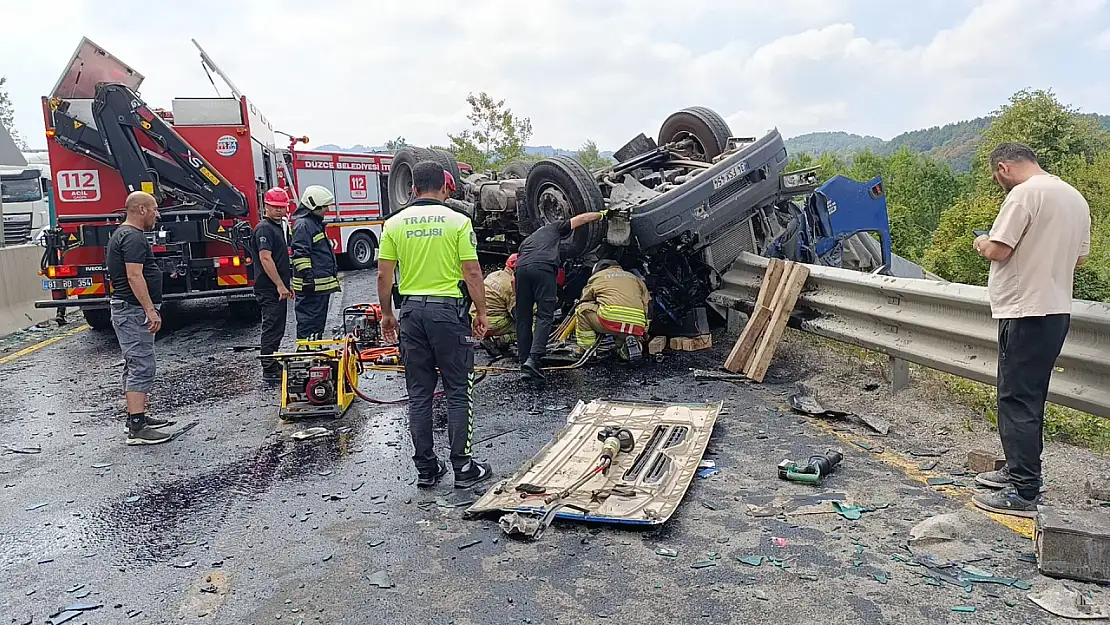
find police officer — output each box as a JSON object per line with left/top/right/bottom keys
{"left": 253, "top": 187, "right": 293, "bottom": 382}
{"left": 377, "top": 161, "right": 494, "bottom": 489}
{"left": 514, "top": 211, "right": 605, "bottom": 380}
{"left": 290, "top": 185, "right": 340, "bottom": 341}
{"left": 573, "top": 259, "right": 650, "bottom": 360}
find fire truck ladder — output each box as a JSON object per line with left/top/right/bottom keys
{"left": 49, "top": 82, "right": 248, "bottom": 218}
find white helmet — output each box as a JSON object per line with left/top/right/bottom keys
{"left": 300, "top": 185, "right": 335, "bottom": 210}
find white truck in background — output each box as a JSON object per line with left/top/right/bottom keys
{"left": 0, "top": 151, "right": 52, "bottom": 246}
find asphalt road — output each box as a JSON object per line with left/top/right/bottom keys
{"left": 0, "top": 268, "right": 1085, "bottom": 625}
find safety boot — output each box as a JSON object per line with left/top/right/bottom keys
{"left": 521, "top": 357, "right": 545, "bottom": 380}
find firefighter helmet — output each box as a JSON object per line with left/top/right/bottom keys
{"left": 592, "top": 259, "right": 619, "bottom": 275}
{"left": 444, "top": 170, "right": 457, "bottom": 194}
{"left": 505, "top": 253, "right": 519, "bottom": 270}
{"left": 263, "top": 187, "right": 289, "bottom": 208}
{"left": 301, "top": 185, "right": 335, "bottom": 210}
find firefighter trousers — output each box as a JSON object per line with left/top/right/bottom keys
{"left": 574, "top": 302, "right": 646, "bottom": 347}
{"left": 399, "top": 299, "right": 476, "bottom": 473}
{"left": 295, "top": 292, "right": 331, "bottom": 339}
{"left": 256, "top": 288, "right": 288, "bottom": 376}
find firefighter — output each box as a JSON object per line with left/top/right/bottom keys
{"left": 377, "top": 160, "right": 494, "bottom": 490}
{"left": 253, "top": 187, "right": 294, "bottom": 382}
{"left": 473, "top": 253, "right": 518, "bottom": 351}
{"left": 574, "top": 259, "right": 650, "bottom": 360}
{"left": 290, "top": 185, "right": 340, "bottom": 341}
{"left": 514, "top": 210, "right": 606, "bottom": 380}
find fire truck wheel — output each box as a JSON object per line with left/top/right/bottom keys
{"left": 657, "top": 106, "right": 732, "bottom": 162}
{"left": 82, "top": 308, "right": 112, "bottom": 332}
{"left": 228, "top": 299, "right": 262, "bottom": 322}
{"left": 343, "top": 231, "right": 378, "bottom": 271}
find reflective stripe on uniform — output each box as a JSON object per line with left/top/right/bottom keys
{"left": 312, "top": 232, "right": 327, "bottom": 243}
{"left": 314, "top": 277, "right": 340, "bottom": 289}
{"left": 598, "top": 304, "right": 648, "bottom": 327}
{"left": 292, "top": 257, "right": 313, "bottom": 270}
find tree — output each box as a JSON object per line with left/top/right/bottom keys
{"left": 0, "top": 76, "right": 28, "bottom": 150}
{"left": 448, "top": 92, "right": 533, "bottom": 171}
{"left": 384, "top": 136, "right": 409, "bottom": 151}
{"left": 575, "top": 139, "right": 614, "bottom": 171}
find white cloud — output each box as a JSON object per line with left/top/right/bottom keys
{"left": 1093, "top": 28, "right": 1110, "bottom": 51}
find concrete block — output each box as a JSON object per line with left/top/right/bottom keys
{"left": 1035, "top": 508, "right": 1110, "bottom": 584}
{"left": 967, "top": 449, "right": 1006, "bottom": 474}
{"left": 0, "top": 245, "right": 54, "bottom": 337}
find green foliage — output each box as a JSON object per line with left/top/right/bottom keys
{"left": 0, "top": 76, "right": 27, "bottom": 150}
{"left": 575, "top": 139, "right": 615, "bottom": 171}
{"left": 384, "top": 136, "right": 409, "bottom": 151}
{"left": 447, "top": 92, "right": 533, "bottom": 172}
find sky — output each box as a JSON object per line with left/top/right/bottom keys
{"left": 3, "top": 0, "right": 1109, "bottom": 152}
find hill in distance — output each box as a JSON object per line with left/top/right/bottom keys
{"left": 786, "top": 115, "right": 1110, "bottom": 172}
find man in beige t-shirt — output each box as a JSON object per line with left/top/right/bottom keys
{"left": 970, "top": 142, "right": 1091, "bottom": 518}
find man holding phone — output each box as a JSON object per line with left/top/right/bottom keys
{"left": 970, "top": 142, "right": 1090, "bottom": 518}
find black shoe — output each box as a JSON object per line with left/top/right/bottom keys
{"left": 521, "top": 357, "right": 545, "bottom": 380}
{"left": 144, "top": 416, "right": 175, "bottom": 429}
{"left": 975, "top": 466, "right": 1047, "bottom": 493}
{"left": 417, "top": 460, "right": 448, "bottom": 488}
{"left": 971, "top": 485, "right": 1041, "bottom": 518}
{"left": 126, "top": 427, "right": 172, "bottom": 446}
{"left": 262, "top": 369, "right": 283, "bottom": 383}
{"left": 454, "top": 460, "right": 494, "bottom": 489}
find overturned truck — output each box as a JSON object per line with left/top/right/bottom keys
{"left": 388, "top": 107, "right": 894, "bottom": 330}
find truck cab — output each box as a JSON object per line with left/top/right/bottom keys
{"left": 0, "top": 159, "right": 51, "bottom": 246}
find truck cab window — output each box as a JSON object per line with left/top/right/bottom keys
{"left": 1, "top": 177, "right": 43, "bottom": 203}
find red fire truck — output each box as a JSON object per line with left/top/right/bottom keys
{"left": 284, "top": 150, "right": 473, "bottom": 270}
{"left": 34, "top": 38, "right": 288, "bottom": 330}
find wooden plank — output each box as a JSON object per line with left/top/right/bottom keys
{"left": 723, "top": 258, "right": 785, "bottom": 372}
{"left": 745, "top": 263, "right": 810, "bottom": 382}
{"left": 743, "top": 261, "right": 797, "bottom": 373}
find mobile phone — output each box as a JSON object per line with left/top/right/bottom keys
{"left": 972, "top": 229, "right": 988, "bottom": 237}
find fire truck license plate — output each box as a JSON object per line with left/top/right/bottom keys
{"left": 43, "top": 278, "right": 93, "bottom": 291}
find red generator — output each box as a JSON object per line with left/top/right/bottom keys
{"left": 35, "top": 38, "right": 289, "bottom": 330}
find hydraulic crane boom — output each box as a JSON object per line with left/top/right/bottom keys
{"left": 49, "top": 82, "right": 248, "bottom": 217}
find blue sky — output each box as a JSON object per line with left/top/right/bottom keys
{"left": 3, "top": 0, "right": 1109, "bottom": 151}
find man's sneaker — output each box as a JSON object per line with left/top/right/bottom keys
{"left": 417, "top": 460, "right": 448, "bottom": 488}
{"left": 126, "top": 427, "right": 172, "bottom": 446}
{"left": 144, "top": 416, "right": 174, "bottom": 429}
{"left": 975, "top": 466, "right": 1047, "bottom": 492}
{"left": 454, "top": 460, "right": 494, "bottom": 489}
{"left": 971, "top": 485, "right": 1041, "bottom": 518}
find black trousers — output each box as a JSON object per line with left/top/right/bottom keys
{"left": 996, "top": 314, "right": 1070, "bottom": 496}
{"left": 256, "top": 289, "right": 288, "bottom": 375}
{"left": 515, "top": 263, "right": 558, "bottom": 362}
{"left": 399, "top": 299, "right": 475, "bottom": 473}
{"left": 294, "top": 291, "right": 331, "bottom": 339}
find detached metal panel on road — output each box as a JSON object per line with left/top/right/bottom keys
{"left": 709, "top": 252, "right": 1110, "bottom": 419}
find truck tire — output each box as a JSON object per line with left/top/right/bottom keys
{"left": 342, "top": 230, "right": 377, "bottom": 270}
{"left": 83, "top": 308, "right": 112, "bottom": 332}
{"left": 501, "top": 160, "right": 533, "bottom": 180}
{"left": 524, "top": 155, "right": 605, "bottom": 259}
{"left": 228, "top": 299, "right": 262, "bottom": 322}
{"left": 387, "top": 147, "right": 438, "bottom": 214}
{"left": 426, "top": 149, "right": 465, "bottom": 201}
{"left": 657, "top": 107, "right": 732, "bottom": 161}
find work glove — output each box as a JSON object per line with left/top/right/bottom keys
{"left": 599, "top": 208, "right": 610, "bottom": 219}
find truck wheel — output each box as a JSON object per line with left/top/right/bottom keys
{"left": 426, "top": 149, "right": 465, "bottom": 200}
{"left": 524, "top": 155, "right": 605, "bottom": 259}
{"left": 343, "top": 231, "right": 377, "bottom": 270}
{"left": 501, "top": 160, "right": 533, "bottom": 180}
{"left": 228, "top": 299, "right": 262, "bottom": 322}
{"left": 387, "top": 147, "right": 438, "bottom": 214}
{"left": 82, "top": 308, "right": 112, "bottom": 332}
{"left": 657, "top": 107, "right": 732, "bottom": 161}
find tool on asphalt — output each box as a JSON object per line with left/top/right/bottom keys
{"left": 267, "top": 338, "right": 361, "bottom": 420}
{"left": 499, "top": 425, "right": 636, "bottom": 539}
{"left": 343, "top": 303, "right": 384, "bottom": 351}
{"left": 777, "top": 451, "right": 843, "bottom": 485}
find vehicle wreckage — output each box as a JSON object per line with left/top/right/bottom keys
{"left": 388, "top": 107, "right": 898, "bottom": 331}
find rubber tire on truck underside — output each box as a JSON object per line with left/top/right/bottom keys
{"left": 657, "top": 106, "right": 733, "bottom": 161}
{"left": 82, "top": 308, "right": 112, "bottom": 332}
{"left": 523, "top": 155, "right": 606, "bottom": 260}
{"left": 501, "top": 160, "right": 533, "bottom": 180}
{"left": 387, "top": 147, "right": 438, "bottom": 214}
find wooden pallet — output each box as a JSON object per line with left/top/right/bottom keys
{"left": 723, "top": 259, "right": 810, "bottom": 382}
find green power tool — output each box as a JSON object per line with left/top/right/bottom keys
{"left": 777, "top": 451, "right": 843, "bottom": 485}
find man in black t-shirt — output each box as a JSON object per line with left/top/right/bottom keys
{"left": 106, "top": 191, "right": 172, "bottom": 445}
{"left": 514, "top": 210, "right": 605, "bottom": 380}
{"left": 252, "top": 187, "right": 294, "bottom": 382}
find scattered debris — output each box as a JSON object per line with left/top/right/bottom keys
{"left": 909, "top": 448, "right": 949, "bottom": 458}
{"left": 737, "top": 555, "right": 764, "bottom": 567}
{"left": 778, "top": 451, "right": 843, "bottom": 485}
{"left": 692, "top": 369, "right": 746, "bottom": 382}
{"left": 3, "top": 444, "right": 42, "bottom": 454}
{"left": 25, "top": 502, "right": 48, "bottom": 511}
{"left": 367, "top": 540, "right": 385, "bottom": 548}
{"left": 1086, "top": 475, "right": 1110, "bottom": 502}
{"left": 852, "top": 441, "right": 874, "bottom": 451}
{"left": 787, "top": 385, "right": 852, "bottom": 419}
{"left": 926, "top": 477, "right": 955, "bottom": 487}
{"left": 858, "top": 413, "right": 892, "bottom": 435}
{"left": 696, "top": 467, "right": 720, "bottom": 479}
{"left": 1028, "top": 583, "right": 1109, "bottom": 619}
{"left": 367, "top": 571, "right": 394, "bottom": 589}
{"left": 655, "top": 548, "right": 679, "bottom": 558}
{"left": 873, "top": 572, "right": 889, "bottom": 584}
{"left": 91, "top": 462, "right": 113, "bottom": 469}
{"left": 458, "top": 539, "right": 482, "bottom": 551}
{"left": 291, "top": 427, "right": 331, "bottom": 441}
{"left": 690, "top": 560, "right": 717, "bottom": 569}
{"left": 698, "top": 459, "right": 716, "bottom": 469}
{"left": 951, "top": 606, "right": 976, "bottom": 613}
{"left": 1036, "top": 508, "right": 1110, "bottom": 584}
{"left": 917, "top": 460, "right": 939, "bottom": 472}
{"left": 124, "top": 496, "right": 140, "bottom": 503}
{"left": 173, "top": 560, "right": 197, "bottom": 569}
{"left": 772, "top": 537, "right": 788, "bottom": 548}
{"left": 832, "top": 501, "right": 887, "bottom": 521}
{"left": 909, "top": 513, "right": 963, "bottom": 544}
{"left": 967, "top": 449, "right": 1006, "bottom": 474}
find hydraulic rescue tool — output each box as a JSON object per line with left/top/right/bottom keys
{"left": 268, "top": 338, "right": 362, "bottom": 420}
{"left": 498, "top": 425, "right": 636, "bottom": 539}
{"left": 777, "top": 451, "right": 844, "bottom": 485}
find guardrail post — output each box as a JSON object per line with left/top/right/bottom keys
{"left": 890, "top": 356, "right": 909, "bottom": 393}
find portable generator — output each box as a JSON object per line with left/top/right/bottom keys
{"left": 343, "top": 304, "right": 384, "bottom": 351}
{"left": 267, "top": 338, "right": 360, "bottom": 420}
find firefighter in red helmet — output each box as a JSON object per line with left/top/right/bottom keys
{"left": 252, "top": 187, "right": 294, "bottom": 382}
{"left": 471, "top": 253, "right": 519, "bottom": 354}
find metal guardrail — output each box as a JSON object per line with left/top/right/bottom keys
{"left": 708, "top": 252, "right": 1110, "bottom": 419}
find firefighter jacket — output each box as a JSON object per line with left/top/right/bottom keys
{"left": 290, "top": 206, "right": 340, "bottom": 294}
{"left": 580, "top": 267, "right": 650, "bottom": 329}
{"left": 473, "top": 269, "right": 516, "bottom": 321}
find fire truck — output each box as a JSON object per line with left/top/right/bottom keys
{"left": 284, "top": 149, "right": 473, "bottom": 270}
{"left": 35, "top": 38, "right": 289, "bottom": 330}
